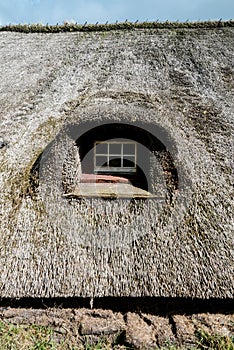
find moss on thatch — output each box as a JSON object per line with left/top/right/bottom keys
{"left": 0, "top": 20, "right": 233, "bottom": 33}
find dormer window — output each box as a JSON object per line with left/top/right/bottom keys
{"left": 94, "top": 141, "right": 137, "bottom": 174}
{"left": 76, "top": 123, "right": 157, "bottom": 193}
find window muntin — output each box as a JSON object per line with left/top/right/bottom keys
{"left": 94, "top": 141, "right": 137, "bottom": 173}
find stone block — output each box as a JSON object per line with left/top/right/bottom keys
{"left": 125, "top": 312, "right": 157, "bottom": 349}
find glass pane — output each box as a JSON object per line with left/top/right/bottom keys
{"left": 123, "top": 143, "right": 135, "bottom": 155}
{"left": 96, "top": 156, "right": 108, "bottom": 167}
{"left": 96, "top": 143, "right": 108, "bottom": 154}
{"left": 123, "top": 156, "right": 135, "bottom": 168}
{"left": 109, "top": 156, "right": 121, "bottom": 167}
{"left": 109, "top": 143, "right": 121, "bottom": 155}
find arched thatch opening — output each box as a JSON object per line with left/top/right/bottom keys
{"left": 28, "top": 121, "right": 178, "bottom": 201}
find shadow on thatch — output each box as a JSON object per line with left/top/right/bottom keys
{"left": 29, "top": 151, "right": 43, "bottom": 194}
{"left": 0, "top": 297, "right": 233, "bottom": 316}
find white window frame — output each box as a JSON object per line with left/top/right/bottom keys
{"left": 94, "top": 141, "right": 137, "bottom": 173}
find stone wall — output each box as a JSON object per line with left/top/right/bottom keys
{"left": 0, "top": 307, "right": 233, "bottom": 349}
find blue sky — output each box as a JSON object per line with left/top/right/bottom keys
{"left": 0, "top": 0, "right": 233, "bottom": 25}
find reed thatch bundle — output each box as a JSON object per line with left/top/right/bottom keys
{"left": 0, "top": 23, "right": 233, "bottom": 298}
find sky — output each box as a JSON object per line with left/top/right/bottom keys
{"left": 0, "top": 0, "right": 233, "bottom": 26}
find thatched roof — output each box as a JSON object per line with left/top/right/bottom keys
{"left": 0, "top": 23, "right": 233, "bottom": 299}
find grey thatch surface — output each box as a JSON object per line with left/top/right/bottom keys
{"left": 0, "top": 25, "right": 233, "bottom": 298}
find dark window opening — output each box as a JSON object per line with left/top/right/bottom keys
{"left": 74, "top": 122, "right": 178, "bottom": 199}
{"left": 76, "top": 123, "right": 160, "bottom": 194}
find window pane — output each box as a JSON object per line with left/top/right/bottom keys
{"left": 109, "top": 143, "right": 121, "bottom": 155}
{"left": 96, "top": 143, "right": 108, "bottom": 154}
{"left": 123, "top": 156, "right": 135, "bottom": 167}
{"left": 109, "top": 156, "right": 121, "bottom": 167}
{"left": 96, "top": 156, "right": 108, "bottom": 167}
{"left": 123, "top": 143, "right": 135, "bottom": 155}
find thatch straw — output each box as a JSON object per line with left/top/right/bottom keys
{"left": 0, "top": 25, "right": 233, "bottom": 299}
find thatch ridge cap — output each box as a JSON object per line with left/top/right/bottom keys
{"left": 0, "top": 20, "right": 234, "bottom": 33}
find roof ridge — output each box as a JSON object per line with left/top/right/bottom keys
{"left": 0, "top": 20, "right": 234, "bottom": 33}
